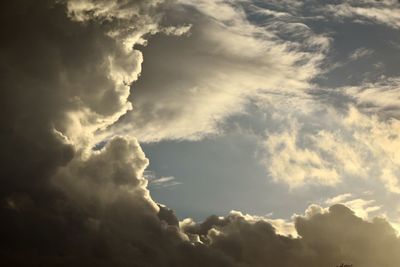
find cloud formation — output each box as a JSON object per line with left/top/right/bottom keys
{"left": 0, "top": 0, "right": 183, "bottom": 265}
{"left": 325, "top": 194, "right": 381, "bottom": 219}
{"left": 181, "top": 204, "right": 400, "bottom": 267}
{"left": 105, "top": 0, "right": 329, "bottom": 142}
{"left": 321, "top": 0, "right": 400, "bottom": 29}
{"left": 2, "top": 0, "right": 400, "bottom": 266}
{"left": 262, "top": 102, "right": 400, "bottom": 193}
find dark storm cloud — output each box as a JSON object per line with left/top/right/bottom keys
{"left": 0, "top": 0, "right": 144, "bottom": 198}
{"left": 1, "top": 0, "right": 400, "bottom": 266}
{"left": 0, "top": 0, "right": 156, "bottom": 213}
{"left": 0, "top": 0, "right": 185, "bottom": 265}
{"left": 0, "top": 0, "right": 239, "bottom": 265}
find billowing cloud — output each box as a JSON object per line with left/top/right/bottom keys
{"left": 181, "top": 204, "right": 400, "bottom": 267}
{"left": 0, "top": 0, "right": 185, "bottom": 265}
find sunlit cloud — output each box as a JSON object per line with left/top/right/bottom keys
{"left": 101, "top": 0, "right": 329, "bottom": 142}
{"left": 150, "top": 176, "right": 182, "bottom": 187}
{"left": 262, "top": 104, "right": 400, "bottom": 193}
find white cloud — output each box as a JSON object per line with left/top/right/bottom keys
{"left": 150, "top": 176, "right": 182, "bottom": 187}
{"left": 102, "top": 0, "right": 330, "bottom": 142}
{"left": 262, "top": 99, "right": 400, "bottom": 193}
{"left": 265, "top": 122, "right": 341, "bottom": 188}
{"left": 349, "top": 47, "right": 374, "bottom": 61}
{"left": 322, "top": 1, "right": 400, "bottom": 29}
{"left": 344, "top": 77, "right": 400, "bottom": 118}
{"left": 325, "top": 193, "right": 353, "bottom": 206}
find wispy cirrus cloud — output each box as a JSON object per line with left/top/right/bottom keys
{"left": 151, "top": 176, "right": 182, "bottom": 187}
{"left": 321, "top": 0, "right": 400, "bottom": 29}
{"left": 349, "top": 47, "right": 374, "bottom": 61}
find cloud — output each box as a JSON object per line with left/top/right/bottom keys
{"left": 0, "top": 0, "right": 168, "bottom": 170}
{"left": 181, "top": 204, "right": 400, "bottom": 267}
{"left": 102, "top": 0, "right": 329, "bottom": 142}
{"left": 349, "top": 47, "right": 374, "bottom": 61}
{"left": 325, "top": 193, "right": 354, "bottom": 206}
{"left": 321, "top": 0, "right": 400, "bottom": 29}
{"left": 53, "top": 137, "right": 154, "bottom": 210}
{"left": 262, "top": 104, "right": 400, "bottom": 192}
{"left": 265, "top": 120, "right": 341, "bottom": 188}
{"left": 0, "top": 0, "right": 187, "bottom": 265}
{"left": 325, "top": 194, "right": 381, "bottom": 219}
{"left": 2, "top": 0, "right": 400, "bottom": 266}
{"left": 295, "top": 204, "right": 400, "bottom": 267}
{"left": 150, "top": 176, "right": 182, "bottom": 187}
{"left": 342, "top": 77, "right": 400, "bottom": 119}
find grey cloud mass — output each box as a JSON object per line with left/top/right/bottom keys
{"left": 1, "top": 0, "right": 400, "bottom": 266}
{"left": 181, "top": 205, "right": 400, "bottom": 267}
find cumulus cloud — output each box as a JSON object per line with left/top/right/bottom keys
{"left": 0, "top": 0, "right": 166, "bottom": 168}
{"left": 0, "top": 0, "right": 187, "bottom": 265}
{"left": 181, "top": 204, "right": 400, "bottom": 267}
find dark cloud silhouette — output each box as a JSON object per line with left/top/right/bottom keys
{"left": 0, "top": 0, "right": 182, "bottom": 265}
{"left": 1, "top": 1, "right": 400, "bottom": 266}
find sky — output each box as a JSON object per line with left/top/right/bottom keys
{"left": 2, "top": 0, "right": 400, "bottom": 266}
